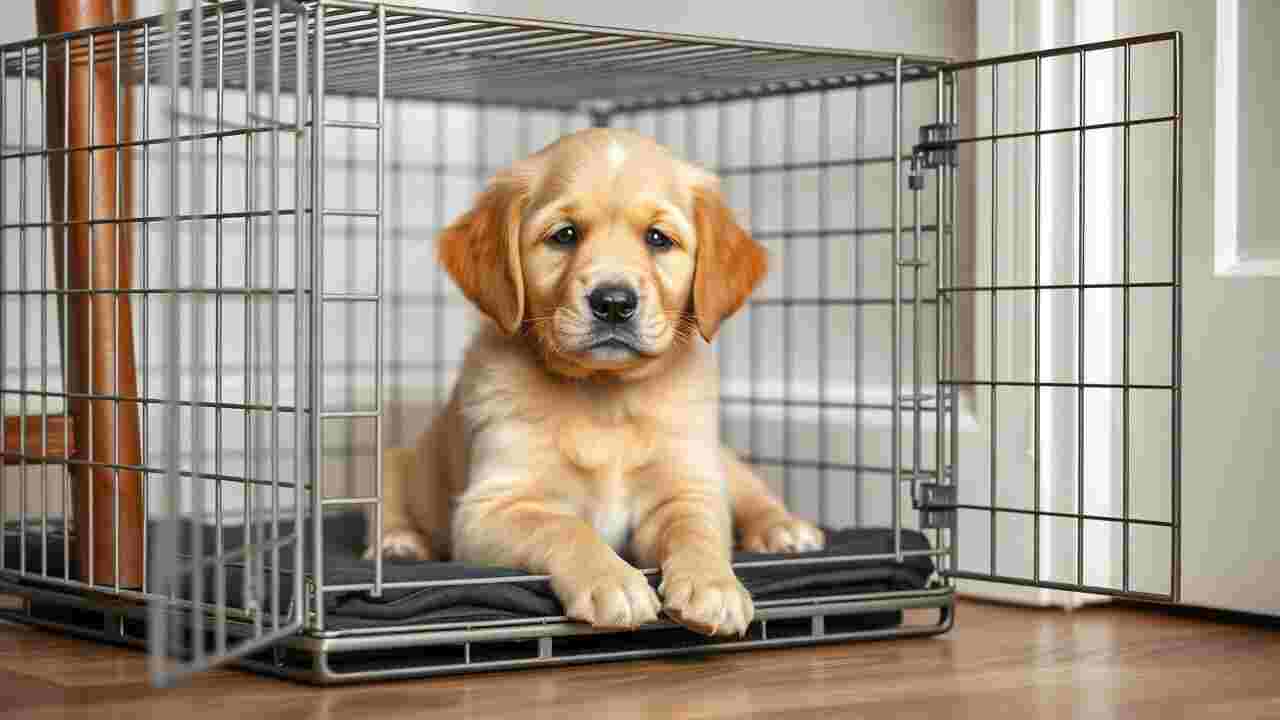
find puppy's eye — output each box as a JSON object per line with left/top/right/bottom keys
{"left": 645, "top": 228, "right": 674, "bottom": 251}
{"left": 547, "top": 225, "right": 578, "bottom": 248}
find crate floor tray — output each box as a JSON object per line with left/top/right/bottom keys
{"left": 4, "top": 512, "right": 935, "bottom": 628}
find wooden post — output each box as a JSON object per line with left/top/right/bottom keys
{"left": 36, "top": 0, "right": 143, "bottom": 589}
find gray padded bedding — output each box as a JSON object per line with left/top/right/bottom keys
{"left": 3, "top": 513, "right": 934, "bottom": 630}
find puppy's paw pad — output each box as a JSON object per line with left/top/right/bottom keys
{"left": 563, "top": 566, "right": 661, "bottom": 630}
{"left": 659, "top": 570, "right": 753, "bottom": 637}
{"left": 364, "top": 528, "right": 433, "bottom": 562}
{"left": 741, "top": 517, "right": 826, "bottom": 554}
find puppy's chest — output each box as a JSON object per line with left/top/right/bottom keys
{"left": 557, "top": 413, "right": 659, "bottom": 551}
{"left": 556, "top": 414, "right": 657, "bottom": 476}
{"left": 558, "top": 409, "right": 660, "bottom": 481}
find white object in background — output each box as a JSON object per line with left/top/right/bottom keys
{"left": 1214, "top": 0, "right": 1280, "bottom": 277}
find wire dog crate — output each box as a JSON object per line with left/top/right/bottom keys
{"left": 0, "top": 0, "right": 1181, "bottom": 686}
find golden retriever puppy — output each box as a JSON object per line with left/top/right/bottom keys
{"left": 369, "top": 128, "right": 823, "bottom": 637}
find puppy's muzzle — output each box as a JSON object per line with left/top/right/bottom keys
{"left": 587, "top": 284, "right": 639, "bottom": 326}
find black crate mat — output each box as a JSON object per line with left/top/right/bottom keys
{"left": 2, "top": 513, "right": 935, "bottom": 630}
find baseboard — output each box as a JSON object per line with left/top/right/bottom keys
{"left": 956, "top": 578, "right": 1112, "bottom": 609}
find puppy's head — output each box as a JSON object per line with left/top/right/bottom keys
{"left": 438, "top": 128, "right": 767, "bottom": 379}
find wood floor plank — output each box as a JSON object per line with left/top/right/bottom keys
{"left": 1, "top": 600, "right": 1277, "bottom": 719}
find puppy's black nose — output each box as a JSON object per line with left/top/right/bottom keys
{"left": 588, "top": 285, "right": 639, "bottom": 324}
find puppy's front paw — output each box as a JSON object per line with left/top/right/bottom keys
{"left": 659, "top": 564, "right": 754, "bottom": 637}
{"left": 363, "top": 527, "right": 433, "bottom": 562}
{"left": 558, "top": 562, "right": 662, "bottom": 630}
{"left": 740, "top": 514, "right": 825, "bottom": 554}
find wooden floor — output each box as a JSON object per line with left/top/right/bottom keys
{"left": 3, "top": 599, "right": 1278, "bottom": 719}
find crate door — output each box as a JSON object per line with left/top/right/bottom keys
{"left": 148, "top": 0, "right": 311, "bottom": 685}
{"left": 930, "top": 33, "right": 1182, "bottom": 602}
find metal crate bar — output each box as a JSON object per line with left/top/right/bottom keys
{"left": 935, "top": 31, "right": 1180, "bottom": 600}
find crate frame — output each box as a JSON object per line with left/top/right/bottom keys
{"left": 0, "top": 0, "right": 1181, "bottom": 687}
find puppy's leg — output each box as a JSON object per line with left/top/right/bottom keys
{"left": 363, "top": 446, "right": 433, "bottom": 561}
{"left": 724, "top": 446, "right": 824, "bottom": 553}
{"left": 453, "top": 487, "right": 661, "bottom": 630}
{"left": 629, "top": 451, "right": 753, "bottom": 637}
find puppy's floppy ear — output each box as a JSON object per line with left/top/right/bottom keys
{"left": 437, "top": 173, "right": 527, "bottom": 335}
{"left": 690, "top": 185, "right": 768, "bottom": 341}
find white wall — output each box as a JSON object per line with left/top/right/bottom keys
{"left": 409, "top": 0, "right": 974, "bottom": 60}
{"left": 1096, "top": 0, "right": 1279, "bottom": 618}
{"left": 956, "top": 0, "right": 1130, "bottom": 607}
{"left": 0, "top": 1, "right": 976, "bottom": 59}
{"left": 1236, "top": 0, "right": 1280, "bottom": 265}
{"left": 967, "top": 0, "right": 1278, "bottom": 616}
{"left": 1141, "top": 0, "right": 1280, "bottom": 616}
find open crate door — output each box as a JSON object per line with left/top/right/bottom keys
{"left": 921, "top": 32, "right": 1182, "bottom": 603}
{"left": 148, "top": 0, "right": 311, "bottom": 685}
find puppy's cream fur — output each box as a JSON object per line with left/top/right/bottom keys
{"left": 372, "top": 128, "right": 823, "bottom": 636}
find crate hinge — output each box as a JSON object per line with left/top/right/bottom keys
{"left": 916, "top": 482, "right": 956, "bottom": 530}
{"left": 908, "top": 122, "right": 959, "bottom": 190}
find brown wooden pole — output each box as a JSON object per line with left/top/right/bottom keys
{"left": 36, "top": 0, "right": 143, "bottom": 589}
